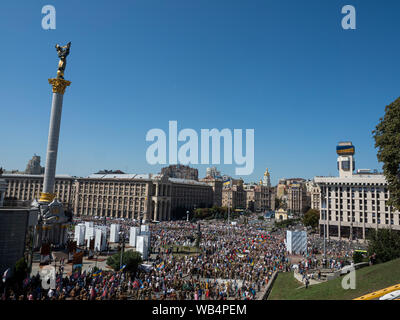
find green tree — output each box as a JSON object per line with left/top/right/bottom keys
{"left": 302, "top": 209, "right": 320, "bottom": 229}
{"left": 195, "top": 235, "right": 201, "bottom": 248}
{"left": 367, "top": 228, "right": 400, "bottom": 263}
{"left": 353, "top": 251, "right": 364, "bottom": 264}
{"left": 13, "top": 257, "right": 28, "bottom": 284}
{"left": 258, "top": 215, "right": 264, "bottom": 221}
{"left": 373, "top": 97, "right": 400, "bottom": 210}
{"left": 275, "top": 218, "right": 299, "bottom": 229}
{"left": 107, "top": 250, "right": 142, "bottom": 274}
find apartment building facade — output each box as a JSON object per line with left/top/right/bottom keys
{"left": 314, "top": 142, "right": 400, "bottom": 240}
{"left": 2, "top": 173, "right": 213, "bottom": 221}
{"left": 3, "top": 174, "right": 75, "bottom": 211}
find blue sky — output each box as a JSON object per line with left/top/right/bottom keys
{"left": 1, "top": 0, "right": 399, "bottom": 185}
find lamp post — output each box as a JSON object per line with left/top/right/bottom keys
{"left": 186, "top": 211, "right": 189, "bottom": 222}
{"left": 95, "top": 249, "right": 98, "bottom": 270}
{"left": 228, "top": 192, "right": 231, "bottom": 236}
{"left": 323, "top": 220, "right": 327, "bottom": 266}
{"left": 119, "top": 230, "right": 125, "bottom": 270}
{"left": 350, "top": 221, "right": 353, "bottom": 241}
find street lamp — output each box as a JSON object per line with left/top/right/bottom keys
{"left": 119, "top": 231, "right": 125, "bottom": 270}
{"left": 227, "top": 192, "right": 231, "bottom": 236}
{"left": 323, "top": 213, "right": 327, "bottom": 264}
{"left": 95, "top": 249, "right": 99, "bottom": 270}
{"left": 186, "top": 211, "right": 189, "bottom": 222}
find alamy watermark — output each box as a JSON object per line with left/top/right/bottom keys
{"left": 342, "top": 5, "right": 356, "bottom": 30}
{"left": 41, "top": 5, "right": 56, "bottom": 30}
{"left": 39, "top": 265, "right": 56, "bottom": 290}
{"left": 146, "top": 121, "right": 254, "bottom": 175}
{"left": 341, "top": 266, "right": 356, "bottom": 290}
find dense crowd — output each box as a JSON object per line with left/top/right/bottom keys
{"left": 1, "top": 215, "right": 365, "bottom": 300}
{"left": 307, "top": 233, "right": 367, "bottom": 261}
{"left": 133, "top": 220, "right": 290, "bottom": 300}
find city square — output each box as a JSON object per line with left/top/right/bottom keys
{"left": 1, "top": 1, "right": 400, "bottom": 316}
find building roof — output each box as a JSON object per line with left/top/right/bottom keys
{"left": 169, "top": 178, "right": 209, "bottom": 186}
{"left": 87, "top": 173, "right": 154, "bottom": 180}
{"left": 314, "top": 174, "right": 387, "bottom": 184}
{"left": 2, "top": 173, "right": 74, "bottom": 179}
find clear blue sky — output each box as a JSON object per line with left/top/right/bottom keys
{"left": 1, "top": 0, "right": 399, "bottom": 185}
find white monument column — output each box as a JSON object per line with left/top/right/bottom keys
{"left": 40, "top": 79, "right": 71, "bottom": 202}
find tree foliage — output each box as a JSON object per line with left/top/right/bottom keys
{"left": 367, "top": 228, "right": 400, "bottom": 263}
{"left": 275, "top": 218, "right": 299, "bottom": 229}
{"left": 13, "top": 258, "right": 28, "bottom": 284}
{"left": 193, "top": 206, "right": 240, "bottom": 221}
{"left": 373, "top": 97, "right": 400, "bottom": 210}
{"left": 107, "top": 250, "right": 142, "bottom": 274}
{"left": 302, "top": 209, "right": 320, "bottom": 229}
{"left": 352, "top": 251, "right": 364, "bottom": 264}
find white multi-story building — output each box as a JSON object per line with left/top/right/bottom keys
{"left": 314, "top": 142, "right": 400, "bottom": 241}
{"left": 309, "top": 183, "right": 321, "bottom": 210}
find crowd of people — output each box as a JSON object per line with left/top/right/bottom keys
{"left": 1, "top": 214, "right": 365, "bottom": 300}
{"left": 131, "top": 220, "right": 290, "bottom": 300}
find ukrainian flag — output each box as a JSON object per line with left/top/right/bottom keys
{"left": 223, "top": 179, "right": 231, "bottom": 186}
{"left": 93, "top": 270, "right": 102, "bottom": 277}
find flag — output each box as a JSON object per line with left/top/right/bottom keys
{"left": 2, "top": 268, "right": 11, "bottom": 283}
{"left": 23, "top": 277, "right": 30, "bottom": 287}
{"left": 93, "top": 270, "right": 102, "bottom": 278}
{"left": 120, "top": 264, "right": 126, "bottom": 271}
{"left": 156, "top": 262, "right": 164, "bottom": 270}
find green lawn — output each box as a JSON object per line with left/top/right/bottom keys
{"left": 268, "top": 258, "right": 400, "bottom": 300}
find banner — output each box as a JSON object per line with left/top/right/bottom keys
{"left": 72, "top": 251, "right": 84, "bottom": 265}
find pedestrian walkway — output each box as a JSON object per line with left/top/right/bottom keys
{"left": 293, "top": 271, "right": 323, "bottom": 287}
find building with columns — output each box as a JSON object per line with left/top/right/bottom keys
{"left": 73, "top": 174, "right": 155, "bottom": 221}
{"left": 310, "top": 183, "right": 321, "bottom": 210}
{"left": 314, "top": 142, "right": 400, "bottom": 240}
{"left": 2, "top": 174, "right": 75, "bottom": 211}
{"left": 2, "top": 172, "right": 213, "bottom": 221}
{"left": 200, "top": 176, "right": 223, "bottom": 207}
{"left": 0, "top": 175, "right": 6, "bottom": 207}
{"left": 287, "top": 181, "right": 309, "bottom": 214}
{"left": 222, "top": 181, "right": 246, "bottom": 210}
{"left": 245, "top": 183, "right": 275, "bottom": 212}
{"left": 170, "top": 178, "right": 213, "bottom": 219}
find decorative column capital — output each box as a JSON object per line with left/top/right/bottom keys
{"left": 48, "top": 78, "right": 71, "bottom": 94}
